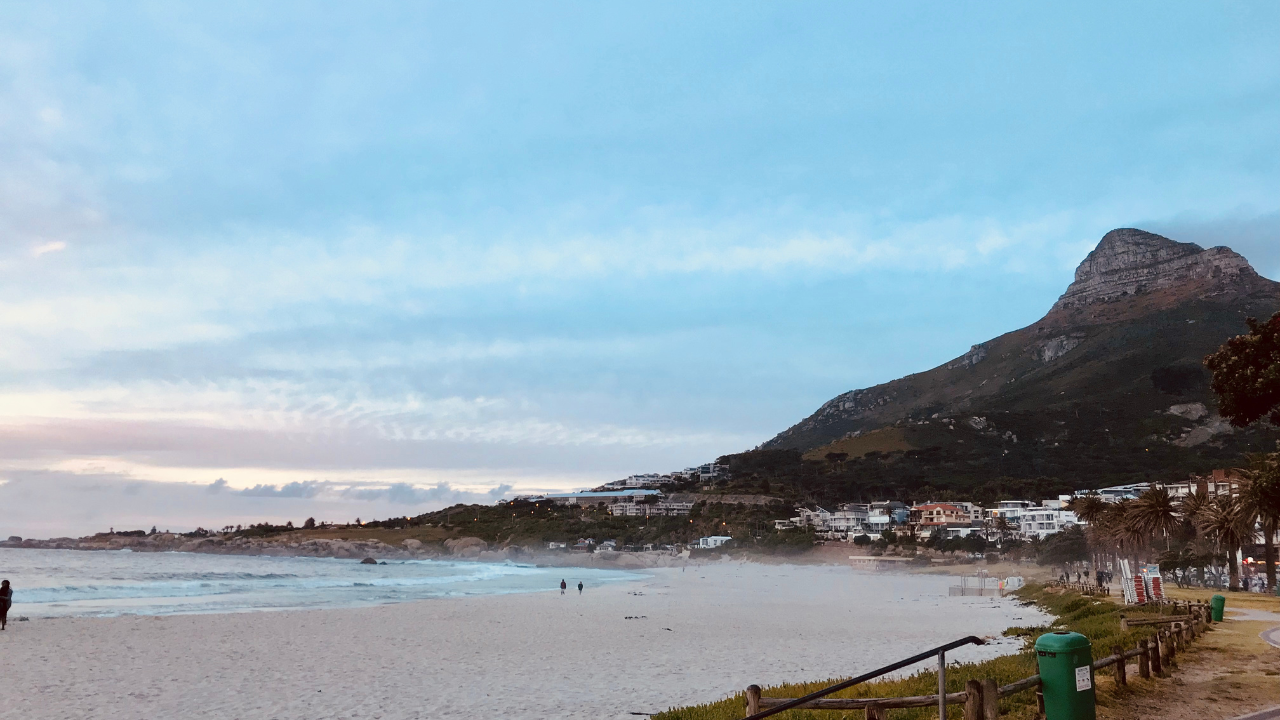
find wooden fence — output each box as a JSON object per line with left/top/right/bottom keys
{"left": 745, "top": 603, "right": 1214, "bottom": 718}
{"left": 1046, "top": 580, "right": 1110, "bottom": 596}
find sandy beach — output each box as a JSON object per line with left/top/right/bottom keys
{"left": 0, "top": 561, "right": 1046, "bottom": 720}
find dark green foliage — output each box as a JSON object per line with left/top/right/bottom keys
{"left": 367, "top": 499, "right": 813, "bottom": 550}
{"left": 1150, "top": 364, "right": 1208, "bottom": 395}
{"left": 1205, "top": 311, "right": 1280, "bottom": 427}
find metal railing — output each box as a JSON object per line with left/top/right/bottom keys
{"left": 742, "top": 636, "right": 985, "bottom": 720}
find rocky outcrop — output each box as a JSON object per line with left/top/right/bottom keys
{"left": 1034, "top": 334, "right": 1085, "bottom": 363}
{"left": 1167, "top": 402, "right": 1209, "bottom": 422}
{"left": 946, "top": 344, "right": 987, "bottom": 370}
{"left": 444, "top": 537, "right": 488, "bottom": 557}
{"left": 1050, "top": 228, "right": 1262, "bottom": 313}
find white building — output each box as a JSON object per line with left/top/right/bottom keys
{"left": 545, "top": 489, "right": 662, "bottom": 506}
{"left": 608, "top": 499, "right": 694, "bottom": 517}
{"left": 788, "top": 504, "right": 869, "bottom": 539}
{"left": 953, "top": 502, "right": 986, "bottom": 524}
{"left": 1020, "top": 508, "right": 1080, "bottom": 539}
{"left": 989, "top": 500, "right": 1037, "bottom": 525}
{"left": 697, "top": 535, "right": 733, "bottom": 549}
{"left": 867, "top": 510, "right": 894, "bottom": 533}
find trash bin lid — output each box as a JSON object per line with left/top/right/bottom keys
{"left": 1211, "top": 594, "right": 1226, "bottom": 602}
{"left": 1034, "top": 631, "right": 1091, "bottom": 653}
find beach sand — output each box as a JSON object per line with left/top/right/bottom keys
{"left": 0, "top": 561, "right": 1046, "bottom": 720}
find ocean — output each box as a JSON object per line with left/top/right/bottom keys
{"left": 0, "top": 548, "right": 645, "bottom": 617}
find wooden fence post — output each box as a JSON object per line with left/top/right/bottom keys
{"left": 1150, "top": 634, "right": 1164, "bottom": 677}
{"left": 964, "top": 679, "right": 983, "bottom": 720}
{"left": 1119, "top": 614, "right": 1128, "bottom": 632}
{"left": 865, "top": 703, "right": 885, "bottom": 720}
{"left": 1164, "top": 629, "right": 1176, "bottom": 667}
{"left": 1137, "top": 639, "right": 1150, "bottom": 679}
{"left": 745, "top": 685, "right": 760, "bottom": 718}
{"left": 1035, "top": 690, "right": 1046, "bottom": 720}
{"left": 981, "top": 679, "right": 999, "bottom": 720}
{"left": 1112, "top": 645, "right": 1126, "bottom": 687}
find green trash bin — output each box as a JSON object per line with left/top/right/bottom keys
{"left": 1035, "top": 631, "right": 1096, "bottom": 720}
{"left": 1210, "top": 594, "right": 1226, "bottom": 622}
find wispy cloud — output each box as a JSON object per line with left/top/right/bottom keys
{"left": 31, "top": 240, "right": 67, "bottom": 257}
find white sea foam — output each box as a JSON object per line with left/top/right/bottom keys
{"left": 0, "top": 548, "right": 642, "bottom": 617}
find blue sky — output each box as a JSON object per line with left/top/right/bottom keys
{"left": 1, "top": 2, "right": 1278, "bottom": 536}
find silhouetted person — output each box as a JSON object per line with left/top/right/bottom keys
{"left": 560, "top": 579, "right": 566, "bottom": 595}
{"left": 0, "top": 580, "right": 11, "bottom": 630}
{"left": 577, "top": 581, "right": 583, "bottom": 594}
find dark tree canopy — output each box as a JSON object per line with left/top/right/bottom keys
{"left": 1036, "top": 525, "right": 1089, "bottom": 566}
{"left": 1205, "top": 311, "right": 1280, "bottom": 427}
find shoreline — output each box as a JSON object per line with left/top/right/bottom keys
{"left": 0, "top": 534, "right": 1058, "bottom": 582}
{"left": 0, "top": 560, "right": 1046, "bottom": 720}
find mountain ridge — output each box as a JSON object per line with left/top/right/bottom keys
{"left": 762, "top": 228, "right": 1280, "bottom": 465}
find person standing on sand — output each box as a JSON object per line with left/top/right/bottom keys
{"left": 577, "top": 581, "right": 583, "bottom": 594}
{"left": 560, "top": 579, "right": 566, "bottom": 594}
{"left": 0, "top": 580, "right": 11, "bottom": 630}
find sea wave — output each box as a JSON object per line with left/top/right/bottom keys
{"left": 0, "top": 548, "right": 644, "bottom": 616}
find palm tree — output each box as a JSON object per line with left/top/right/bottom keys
{"left": 1066, "top": 493, "right": 1109, "bottom": 525}
{"left": 1195, "top": 495, "right": 1253, "bottom": 591}
{"left": 993, "top": 516, "right": 1012, "bottom": 547}
{"left": 1067, "top": 493, "right": 1115, "bottom": 573}
{"left": 1239, "top": 453, "right": 1280, "bottom": 590}
{"left": 1129, "top": 486, "right": 1181, "bottom": 551}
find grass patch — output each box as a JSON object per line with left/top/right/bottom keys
{"left": 651, "top": 584, "right": 1166, "bottom": 720}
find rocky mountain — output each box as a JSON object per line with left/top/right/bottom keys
{"left": 760, "top": 229, "right": 1280, "bottom": 490}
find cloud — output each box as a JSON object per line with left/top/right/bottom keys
{"left": 341, "top": 481, "right": 503, "bottom": 506}
{"left": 0, "top": 470, "right": 520, "bottom": 538}
{"left": 31, "top": 240, "right": 67, "bottom": 257}
{"left": 239, "top": 480, "right": 322, "bottom": 498}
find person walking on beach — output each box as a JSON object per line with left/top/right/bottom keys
{"left": 577, "top": 581, "right": 583, "bottom": 595}
{"left": 560, "top": 579, "right": 566, "bottom": 594}
{"left": 0, "top": 580, "right": 11, "bottom": 630}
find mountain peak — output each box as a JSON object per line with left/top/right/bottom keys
{"left": 1050, "top": 228, "right": 1260, "bottom": 313}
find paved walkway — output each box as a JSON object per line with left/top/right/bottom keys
{"left": 1234, "top": 707, "right": 1280, "bottom": 720}
{"left": 1225, "top": 608, "right": 1280, "bottom": 650}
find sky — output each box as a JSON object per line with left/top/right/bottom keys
{"left": 1, "top": 1, "right": 1278, "bottom": 537}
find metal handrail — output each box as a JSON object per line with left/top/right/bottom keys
{"left": 742, "top": 635, "right": 986, "bottom": 720}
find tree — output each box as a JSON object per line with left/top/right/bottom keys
{"left": 303, "top": 517, "right": 316, "bottom": 529}
{"left": 1129, "top": 487, "right": 1180, "bottom": 551}
{"left": 1239, "top": 453, "right": 1280, "bottom": 590}
{"left": 1065, "top": 494, "right": 1108, "bottom": 525}
{"left": 993, "top": 516, "right": 1013, "bottom": 546}
{"left": 1195, "top": 495, "right": 1253, "bottom": 591}
{"left": 1204, "top": 311, "right": 1280, "bottom": 427}
{"left": 1038, "top": 526, "right": 1089, "bottom": 567}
